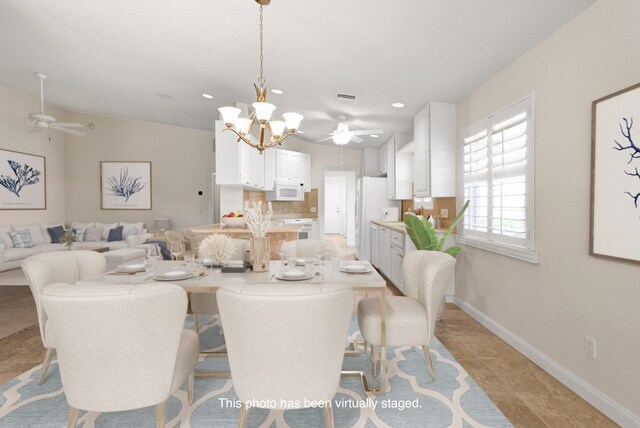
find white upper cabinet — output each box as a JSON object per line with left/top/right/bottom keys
{"left": 302, "top": 152, "right": 311, "bottom": 192}
{"left": 215, "top": 120, "right": 251, "bottom": 186}
{"left": 378, "top": 143, "right": 388, "bottom": 176}
{"left": 263, "top": 150, "right": 276, "bottom": 191}
{"left": 385, "top": 135, "right": 413, "bottom": 200}
{"left": 413, "top": 102, "right": 456, "bottom": 197}
{"left": 250, "top": 149, "right": 265, "bottom": 189}
{"left": 276, "top": 149, "right": 304, "bottom": 185}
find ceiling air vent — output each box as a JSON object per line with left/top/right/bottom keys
{"left": 336, "top": 93, "right": 357, "bottom": 104}
{"left": 156, "top": 93, "right": 179, "bottom": 102}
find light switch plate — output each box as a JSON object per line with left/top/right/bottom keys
{"left": 310, "top": 207, "right": 317, "bottom": 213}
{"left": 440, "top": 209, "right": 449, "bottom": 218}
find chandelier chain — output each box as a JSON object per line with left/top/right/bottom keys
{"left": 258, "top": 5, "right": 265, "bottom": 86}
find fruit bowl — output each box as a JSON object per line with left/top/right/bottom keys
{"left": 221, "top": 216, "right": 246, "bottom": 228}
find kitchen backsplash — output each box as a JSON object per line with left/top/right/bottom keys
{"left": 401, "top": 197, "right": 457, "bottom": 229}
{"left": 244, "top": 189, "right": 319, "bottom": 219}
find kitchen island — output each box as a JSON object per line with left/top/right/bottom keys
{"left": 185, "top": 223, "right": 303, "bottom": 259}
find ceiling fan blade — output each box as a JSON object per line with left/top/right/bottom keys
{"left": 51, "top": 122, "right": 84, "bottom": 128}
{"left": 52, "top": 127, "right": 87, "bottom": 137}
{"left": 8, "top": 111, "right": 32, "bottom": 121}
{"left": 350, "top": 136, "right": 364, "bottom": 143}
{"left": 316, "top": 136, "right": 334, "bottom": 143}
{"left": 300, "top": 131, "right": 330, "bottom": 135}
{"left": 351, "top": 129, "right": 384, "bottom": 136}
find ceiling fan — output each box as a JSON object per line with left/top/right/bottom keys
{"left": 7, "top": 73, "right": 86, "bottom": 140}
{"left": 305, "top": 115, "right": 383, "bottom": 145}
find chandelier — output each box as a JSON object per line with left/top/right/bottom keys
{"left": 218, "top": 0, "right": 303, "bottom": 153}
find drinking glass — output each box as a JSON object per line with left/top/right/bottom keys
{"left": 277, "top": 242, "right": 287, "bottom": 268}
{"left": 184, "top": 253, "right": 195, "bottom": 272}
{"left": 170, "top": 240, "right": 184, "bottom": 260}
{"left": 144, "top": 258, "right": 156, "bottom": 275}
{"left": 305, "top": 257, "right": 314, "bottom": 273}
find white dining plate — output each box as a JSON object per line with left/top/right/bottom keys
{"left": 153, "top": 270, "right": 195, "bottom": 281}
{"left": 339, "top": 263, "right": 374, "bottom": 274}
{"left": 276, "top": 270, "right": 314, "bottom": 281}
{"left": 116, "top": 263, "right": 146, "bottom": 273}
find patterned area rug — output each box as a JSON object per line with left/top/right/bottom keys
{"left": 0, "top": 315, "right": 511, "bottom": 427}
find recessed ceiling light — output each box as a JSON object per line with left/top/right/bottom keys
{"left": 271, "top": 88, "right": 284, "bottom": 95}
{"left": 201, "top": 93, "right": 214, "bottom": 99}
{"left": 391, "top": 102, "right": 405, "bottom": 108}
{"left": 370, "top": 134, "right": 379, "bottom": 138}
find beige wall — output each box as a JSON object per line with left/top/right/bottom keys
{"left": 64, "top": 111, "right": 214, "bottom": 233}
{"left": 0, "top": 85, "right": 67, "bottom": 226}
{"left": 455, "top": 0, "right": 640, "bottom": 420}
{"left": 280, "top": 136, "right": 362, "bottom": 186}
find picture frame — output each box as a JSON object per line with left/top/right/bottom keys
{"left": 590, "top": 82, "right": 640, "bottom": 264}
{"left": 0, "top": 148, "right": 46, "bottom": 210}
{"left": 100, "top": 161, "right": 152, "bottom": 210}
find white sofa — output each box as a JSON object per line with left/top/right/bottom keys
{"left": 0, "top": 222, "right": 152, "bottom": 272}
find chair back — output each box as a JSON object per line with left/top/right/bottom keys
{"left": 20, "top": 251, "right": 106, "bottom": 346}
{"left": 41, "top": 283, "right": 188, "bottom": 412}
{"left": 282, "top": 239, "right": 335, "bottom": 260}
{"left": 218, "top": 283, "right": 353, "bottom": 408}
{"left": 230, "top": 238, "right": 249, "bottom": 260}
{"left": 405, "top": 251, "right": 455, "bottom": 343}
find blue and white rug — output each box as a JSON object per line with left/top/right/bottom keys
{"left": 0, "top": 316, "right": 511, "bottom": 427}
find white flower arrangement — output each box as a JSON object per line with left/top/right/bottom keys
{"left": 198, "top": 233, "right": 235, "bottom": 265}
{"left": 244, "top": 200, "right": 273, "bottom": 238}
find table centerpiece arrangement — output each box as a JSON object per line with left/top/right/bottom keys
{"left": 198, "top": 233, "right": 234, "bottom": 267}
{"left": 244, "top": 200, "right": 273, "bottom": 272}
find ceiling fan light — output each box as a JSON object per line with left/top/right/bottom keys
{"left": 283, "top": 112, "right": 304, "bottom": 131}
{"left": 218, "top": 107, "right": 241, "bottom": 126}
{"left": 332, "top": 133, "right": 351, "bottom": 145}
{"left": 270, "top": 120, "right": 286, "bottom": 137}
{"left": 252, "top": 102, "right": 276, "bottom": 122}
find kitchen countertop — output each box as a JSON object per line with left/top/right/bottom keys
{"left": 188, "top": 224, "right": 304, "bottom": 235}
{"left": 372, "top": 220, "right": 447, "bottom": 234}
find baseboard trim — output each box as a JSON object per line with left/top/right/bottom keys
{"left": 453, "top": 297, "right": 640, "bottom": 428}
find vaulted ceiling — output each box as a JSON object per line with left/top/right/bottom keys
{"left": 0, "top": 0, "right": 595, "bottom": 148}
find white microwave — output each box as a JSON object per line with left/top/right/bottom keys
{"left": 265, "top": 182, "right": 304, "bottom": 201}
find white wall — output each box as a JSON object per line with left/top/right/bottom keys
{"left": 0, "top": 85, "right": 67, "bottom": 226}
{"left": 455, "top": 0, "right": 640, "bottom": 423}
{"left": 64, "top": 111, "right": 214, "bottom": 233}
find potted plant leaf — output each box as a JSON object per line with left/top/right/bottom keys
{"left": 59, "top": 228, "right": 77, "bottom": 250}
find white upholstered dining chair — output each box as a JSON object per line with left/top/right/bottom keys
{"left": 281, "top": 239, "right": 337, "bottom": 260}
{"left": 217, "top": 283, "right": 353, "bottom": 428}
{"left": 190, "top": 238, "right": 249, "bottom": 333}
{"left": 20, "top": 250, "right": 107, "bottom": 384}
{"left": 41, "top": 282, "right": 199, "bottom": 428}
{"left": 357, "top": 251, "right": 455, "bottom": 381}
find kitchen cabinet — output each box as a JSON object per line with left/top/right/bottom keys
{"left": 250, "top": 149, "right": 265, "bottom": 189}
{"left": 302, "top": 152, "right": 311, "bottom": 192}
{"left": 378, "top": 226, "right": 391, "bottom": 276}
{"left": 413, "top": 102, "right": 456, "bottom": 197}
{"left": 215, "top": 120, "right": 252, "bottom": 186}
{"left": 377, "top": 143, "right": 387, "bottom": 176}
{"left": 370, "top": 223, "right": 379, "bottom": 266}
{"left": 263, "top": 150, "right": 276, "bottom": 191}
{"left": 362, "top": 148, "right": 379, "bottom": 177}
{"left": 385, "top": 135, "right": 413, "bottom": 200}
{"left": 276, "top": 149, "right": 303, "bottom": 185}
{"left": 391, "top": 246, "right": 404, "bottom": 293}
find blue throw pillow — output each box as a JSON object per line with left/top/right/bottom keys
{"left": 47, "top": 226, "right": 65, "bottom": 244}
{"left": 10, "top": 230, "right": 35, "bottom": 248}
{"left": 107, "top": 225, "right": 124, "bottom": 242}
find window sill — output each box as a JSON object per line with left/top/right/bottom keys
{"left": 457, "top": 236, "right": 540, "bottom": 264}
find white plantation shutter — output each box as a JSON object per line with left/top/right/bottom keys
{"left": 461, "top": 96, "right": 534, "bottom": 251}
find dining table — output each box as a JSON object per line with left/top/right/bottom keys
{"left": 79, "top": 259, "right": 390, "bottom": 393}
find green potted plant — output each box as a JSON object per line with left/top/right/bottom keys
{"left": 59, "top": 228, "right": 77, "bottom": 250}
{"left": 404, "top": 200, "right": 470, "bottom": 257}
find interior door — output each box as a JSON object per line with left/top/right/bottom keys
{"left": 324, "top": 176, "right": 346, "bottom": 234}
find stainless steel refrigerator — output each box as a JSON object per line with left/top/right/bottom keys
{"left": 355, "top": 177, "right": 401, "bottom": 261}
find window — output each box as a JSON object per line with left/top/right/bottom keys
{"left": 460, "top": 95, "right": 539, "bottom": 263}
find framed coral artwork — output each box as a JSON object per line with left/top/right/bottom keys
{"left": 100, "top": 161, "right": 152, "bottom": 210}
{"left": 591, "top": 82, "right": 640, "bottom": 263}
{"left": 0, "top": 148, "right": 46, "bottom": 210}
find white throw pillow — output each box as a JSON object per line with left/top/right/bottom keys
{"left": 41, "top": 223, "right": 64, "bottom": 244}
{"left": 14, "top": 224, "right": 46, "bottom": 245}
{"left": 121, "top": 222, "right": 144, "bottom": 237}
{"left": 98, "top": 222, "right": 119, "bottom": 240}
{"left": 84, "top": 226, "right": 103, "bottom": 242}
{"left": 0, "top": 225, "right": 14, "bottom": 248}
{"left": 71, "top": 221, "right": 95, "bottom": 230}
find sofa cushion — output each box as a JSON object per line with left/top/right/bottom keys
{"left": 41, "top": 223, "right": 64, "bottom": 244}
{"left": 75, "top": 228, "right": 87, "bottom": 242}
{"left": 107, "top": 225, "right": 124, "bottom": 242}
{"left": 121, "top": 222, "right": 144, "bottom": 238}
{"left": 0, "top": 225, "right": 14, "bottom": 248}
{"left": 46, "top": 226, "right": 65, "bottom": 244}
{"left": 9, "top": 230, "right": 35, "bottom": 248}
{"left": 98, "top": 222, "right": 119, "bottom": 240}
{"left": 71, "top": 222, "right": 95, "bottom": 230}
{"left": 84, "top": 226, "right": 103, "bottom": 242}
{"left": 14, "top": 224, "right": 46, "bottom": 245}
{"left": 105, "top": 241, "right": 128, "bottom": 250}
{"left": 36, "top": 243, "right": 66, "bottom": 253}
{"left": 5, "top": 246, "right": 39, "bottom": 262}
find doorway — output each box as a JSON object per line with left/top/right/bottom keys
{"left": 321, "top": 169, "right": 357, "bottom": 246}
